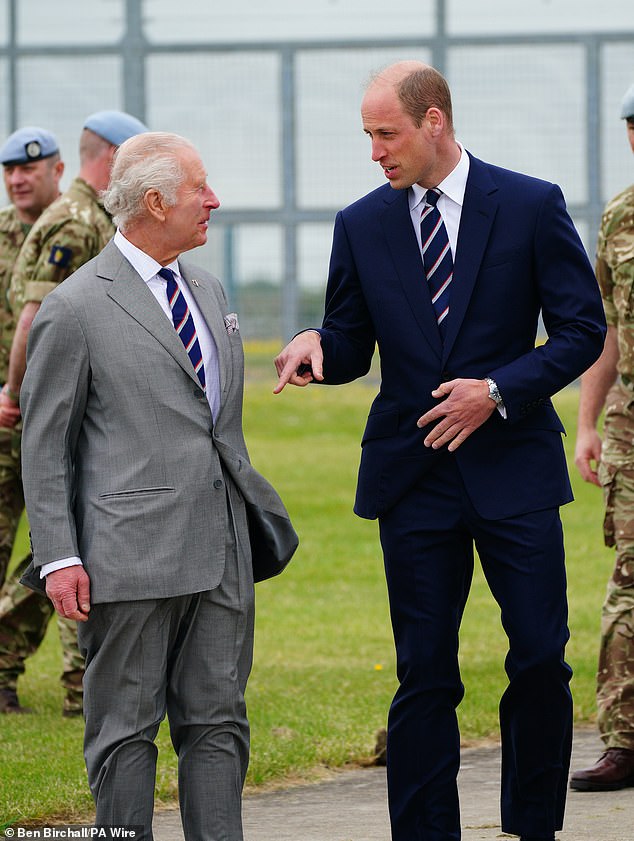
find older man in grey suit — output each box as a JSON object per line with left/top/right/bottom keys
{"left": 19, "top": 132, "right": 295, "bottom": 840}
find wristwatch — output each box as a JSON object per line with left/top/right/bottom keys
{"left": 485, "top": 377, "right": 503, "bottom": 406}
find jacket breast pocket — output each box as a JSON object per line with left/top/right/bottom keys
{"left": 478, "top": 248, "right": 522, "bottom": 271}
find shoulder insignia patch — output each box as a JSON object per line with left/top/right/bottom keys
{"left": 48, "top": 244, "right": 73, "bottom": 268}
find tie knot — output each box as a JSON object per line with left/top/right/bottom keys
{"left": 425, "top": 188, "right": 441, "bottom": 208}
{"left": 158, "top": 267, "right": 175, "bottom": 283}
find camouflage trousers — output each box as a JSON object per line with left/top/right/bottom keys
{"left": 0, "top": 427, "right": 84, "bottom": 713}
{"left": 0, "top": 425, "right": 25, "bottom": 586}
{"left": 596, "top": 382, "right": 634, "bottom": 750}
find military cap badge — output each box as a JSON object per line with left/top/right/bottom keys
{"left": 25, "top": 140, "right": 42, "bottom": 159}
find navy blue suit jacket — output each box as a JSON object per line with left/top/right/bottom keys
{"left": 317, "top": 153, "right": 606, "bottom": 521}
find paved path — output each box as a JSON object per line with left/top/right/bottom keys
{"left": 154, "top": 728, "right": 632, "bottom": 841}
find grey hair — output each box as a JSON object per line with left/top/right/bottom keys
{"left": 103, "top": 132, "right": 197, "bottom": 229}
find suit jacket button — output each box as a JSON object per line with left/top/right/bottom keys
{"left": 194, "top": 387, "right": 205, "bottom": 399}
{"left": 213, "top": 479, "right": 223, "bottom": 489}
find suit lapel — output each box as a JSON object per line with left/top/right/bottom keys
{"left": 441, "top": 155, "right": 499, "bottom": 363}
{"left": 380, "top": 189, "right": 443, "bottom": 359}
{"left": 98, "top": 242, "right": 204, "bottom": 388}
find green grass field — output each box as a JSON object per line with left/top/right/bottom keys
{"left": 0, "top": 343, "right": 612, "bottom": 824}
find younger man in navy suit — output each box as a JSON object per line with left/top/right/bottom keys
{"left": 275, "top": 61, "right": 606, "bottom": 841}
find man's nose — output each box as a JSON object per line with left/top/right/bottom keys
{"left": 371, "top": 140, "right": 384, "bottom": 162}
{"left": 205, "top": 187, "right": 220, "bottom": 209}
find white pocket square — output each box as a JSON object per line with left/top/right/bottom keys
{"left": 224, "top": 313, "right": 239, "bottom": 334}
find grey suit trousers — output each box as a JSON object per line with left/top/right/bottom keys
{"left": 77, "top": 483, "right": 255, "bottom": 841}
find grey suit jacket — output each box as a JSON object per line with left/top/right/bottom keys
{"left": 20, "top": 239, "right": 293, "bottom": 603}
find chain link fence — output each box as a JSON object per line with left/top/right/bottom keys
{"left": 1, "top": 0, "right": 633, "bottom": 338}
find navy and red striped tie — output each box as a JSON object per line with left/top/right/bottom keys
{"left": 420, "top": 188, "right": 453, "bottom": 338}
{"left": 158, "top": 267, "right": 206, "bottom": 390}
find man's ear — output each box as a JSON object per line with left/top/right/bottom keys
{"left": 144, "top": 188, "right": 167, "bottom": 222}
{"left": 53, "top": 160, "right": 65, "bottom": 183}
{"left": 425, "top": 106, "right": 444, "bottom": 136}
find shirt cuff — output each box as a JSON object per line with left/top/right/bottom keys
{"left": 40, "top": 556, "right": 83, "bottom": 578}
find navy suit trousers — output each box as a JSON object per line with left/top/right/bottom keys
{"left": 378, "top": 454, "right": 573, "bottom": 841}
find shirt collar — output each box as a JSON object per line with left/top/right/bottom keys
{"left": 114, "top": 228, "right": 180, "bottom": 283}
{"left": 409, "top": 142, "right": 470, "bottom": 211}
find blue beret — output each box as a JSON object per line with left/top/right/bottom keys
{"left": 83, "top": 110, "right": 148, "bottom": 146}
{"left": 0, "top": 126, "right": 60, "bottom": 166}
{"left": 620, "top": 83, "right": 634, "bottom": 120}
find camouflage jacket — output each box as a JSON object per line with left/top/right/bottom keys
{"left": 9, "top": 177, "right": 115, "bottom": 315}
{"left": 0, "top": 205, "right": 29, "bottom": 382}
{"left": 597, "top": 184, "right": 634, "bottom": 377}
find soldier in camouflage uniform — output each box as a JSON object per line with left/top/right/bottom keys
{"left": 571, "top": 82, "right": 634, "bottom": 791}
{"left": 0, "top": 206, "right": 30, "bottom": 585}
{"left": 0, "top": 112, "right": 147, "bottom": 716}
{"left": 0, "top": 127, "right": 68, "bottom": 715}
{"left": 0, "top": 126, "right": 64, "bottom": 584}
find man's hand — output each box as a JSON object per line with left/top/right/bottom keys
{"left": 45, "top": 567, "right": 91, "bottom": 621}
{"left": 0, "top": 388, "right": 20, "bottom": 428}
{"left": 574, "top": 427, "right": 603, "bottom": 487}
{"left": 274, "top": 331, "right": 324, "bottom": 393}
{"left": 417, "top": 378, "right": 496, "bottom": 452}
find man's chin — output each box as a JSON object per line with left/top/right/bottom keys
{"left": 384, "top": 171, "right": 413, "bottom": 191}
{"left": 185, "top": 234, "right": 208, "bottom": 252}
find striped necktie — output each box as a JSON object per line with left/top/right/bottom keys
{"left": 420, "top": 188, "right": 453, "bottom": 337}
{"left": 158, "top": 267, "right": 206, "bottom": 390}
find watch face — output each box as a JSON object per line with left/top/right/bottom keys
{"left": 486, "top": 379, "right": 501, "bottom": 404}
